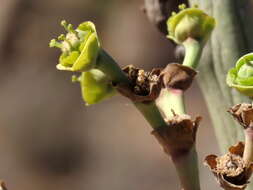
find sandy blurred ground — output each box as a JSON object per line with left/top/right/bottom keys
{"left": 0, "top": 0, "right": 222, "bottom": 189}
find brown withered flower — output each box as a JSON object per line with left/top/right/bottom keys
{"left": 205, "top": 142, "right": 253, "bottom": 190}
{"left": 116, "top": 65, "right": 162, "bottom": 102}
{"left": 117, "top": 63, "right": 197, "bottom": 103}
{"left": 160, "top": 63, "right": 197, "bottom": 91}
{"left": 152, "top": 112, "right": 201, "bottom": 157}
{"left": 228, "top": 103, "right": 253, "bottom": 129}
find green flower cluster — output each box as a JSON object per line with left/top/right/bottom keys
{"left": 167, "top": 4, "right": 215, "bottom": 44}
{"left": 50, "top": 21, "right": 115, "bottom": 105}
{"left": 227, "top": 53, "right": 253, "bottom": 97}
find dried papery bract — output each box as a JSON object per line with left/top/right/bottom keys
{"left": 205, "top": 142, "right": 253, "bottom": 190}
{"left": 152, "top": 113, "right": 201, "bottom": 156}
{"left": 117, "top": 65, "right": 162, "bottom": 102}
{"left": 152, "top": 113, "right": 201, "bottom": 190}
{"left": 228, "top": 103, "right": 253, "bottom": 129}
{"left": 228, "top": 103, "right": 253, "bottom": 164}
{"left": 160, "top": 63, "right": 197, "bottom": 91}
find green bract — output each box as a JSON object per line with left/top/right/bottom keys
{"left": 73, "top": 69, "right": 116, "bottom": 105}
{"left": 49, "top": 20, "right": 100, "bottom": 72}
{"left": 167, "top": 4, "right": 215, "bottom": 44}
{"left": 227, "top": 53, "right": 253, "bottom": 97}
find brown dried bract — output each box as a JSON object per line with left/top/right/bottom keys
{"left": 152, "top": 113, "right": 201, "bottom": 157}
{"left": 117, "top": 65, "right": 162, "bottom": 102}
{"left": 228, "top": 103, "right": 253, "bottom": 129}
{"left": 205, "top": 142, "right": 253, "bottom": 190}
{"left": 160, "top": 63, "right": 197, "bottom": 91}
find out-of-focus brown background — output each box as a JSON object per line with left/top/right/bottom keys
{"left": 0, "top": 0, "right": 221, "bottom": 189}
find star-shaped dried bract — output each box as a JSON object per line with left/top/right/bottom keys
{"left": 205, "top": 142, "right": 253, "bottom": 190}
{"left": 152, "top": 112, "right": 201, "bottom": 157}
{"left": 228, "top": 103, "right": 253, "bottom": 129}
{"left": 116, "top": 65, "right": 162, "bottom": 102}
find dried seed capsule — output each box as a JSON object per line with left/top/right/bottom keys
{"left": 205, "top": 142, "right": 253, "bottom": 190}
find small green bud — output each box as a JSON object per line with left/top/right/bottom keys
{"left": 50, "top": 20, "right": 100, "bottom": 72}
{"left": 227, "top": 53, "right": 253, "bottom": 97}
{"left": 77, "top": 69, "right": 116, "bottom": 105}
{"left": 167, "top": 4, "right": 215, "bottom": 44}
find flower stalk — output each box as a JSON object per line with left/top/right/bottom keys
{"left": 244, "top": 128, "right": 253, "bottom": 165}
{"left": 182, "top": 38, "right": 203, "bottom": 68}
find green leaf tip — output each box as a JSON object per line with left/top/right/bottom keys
{"left": 167, "top": 4, "right": 216, "bottom": 44}
{"left": 77, "top": 69, "right": 116, "bottom": 105}
{"left": 49, "top": 20, "right": 100, "bottom": 72}
{"left": 227, "top": 53, "right": 253, "bottom": 97}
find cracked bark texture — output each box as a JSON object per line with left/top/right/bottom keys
{"left": 187, "top": 1, "right": 253, "bottom": 153}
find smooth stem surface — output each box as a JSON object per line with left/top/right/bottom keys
{"left": 135, "top": 102, "right": 167, "bottom": 129}
{"left": 172, "top": 148, "right": 200, "bottom": 190}
{"left": 96, "top": 49, "right": 130, "bottom": 85}
{"left": 183, "top": 38, "right": 203, "bottom": 69}
{"left": 97, "top": 49, "right": 166, "bottom": 130}
{"left": 157, "top": 37, "right": 202, "bottom": 190}
{"left": 158, "top": 90, "right": 200, "bottom": 190}
{"left": 157, "top": 88, "right": 185, "bottom": 118}
{"left": 243, "top": 129, "right": 253, "bottom": 164}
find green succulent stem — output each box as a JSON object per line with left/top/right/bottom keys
{"left": 96, "top": 49, "right": 166, "bottom": 130}
{"left": 172, "top": 148, "right": 200, "bottom": 190}
{"left": 96, "top": 49, "right": 130, "bottom": 85}
{"left": 156, "top": 37, "right": 203, "bottom": 190}
{"left": 157, "top": 88, "right": 200, "bottom": 190}
{"left": 243, "top": 128, "right": 253, "bottom": 165}
{"left": 182, "top": 38, "right": 203, "bottom": 69}
{"left": 134, "top": 102, "right": 167, "bottom": 129}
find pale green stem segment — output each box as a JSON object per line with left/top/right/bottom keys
{"left": 96, "top": 49, "right": 130, "bottom": 85}
{"left": 134, "top": 102, "right": 167, "bottom": 129}
{"left": 158, "top": 89, "right": 200, "bottom": 190}
{"left": 158, "top": 37, "right": 203, "bottom": 190}
{"left": 183, "top": 38, "right": 203, "bottom": 69}
{"left": 172, "top": 148, "right": 201, "bottom": 190}
{"left": 157, "top": 89, "right": 186, "bottom": 118}
{"left": 96, "top": 49, "right": 166, "bottom": 130}
{"left": 243, "top": 128, "right": 253, "bottom": 165}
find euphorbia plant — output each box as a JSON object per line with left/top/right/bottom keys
{"left": 48, "top": 1, "right": 253, "bottom": 190}
{"left": 49, "top": 3, "right": 217, "bottom": 190}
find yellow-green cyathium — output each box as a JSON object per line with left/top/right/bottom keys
{"left": 167, "top": 4, "right": 215, "bottom": 44}
{"left": 72, "top": 69, "right": 116, "bottom": 105}
{"left": 50, "top": 20, "right": 100, "bottom": 72}
{"left": 227, "top": 53, "right": 253, "bottom": 97}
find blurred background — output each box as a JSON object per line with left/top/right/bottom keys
{"left": 0, "top": 0, "right": 221, "bottom": 189}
